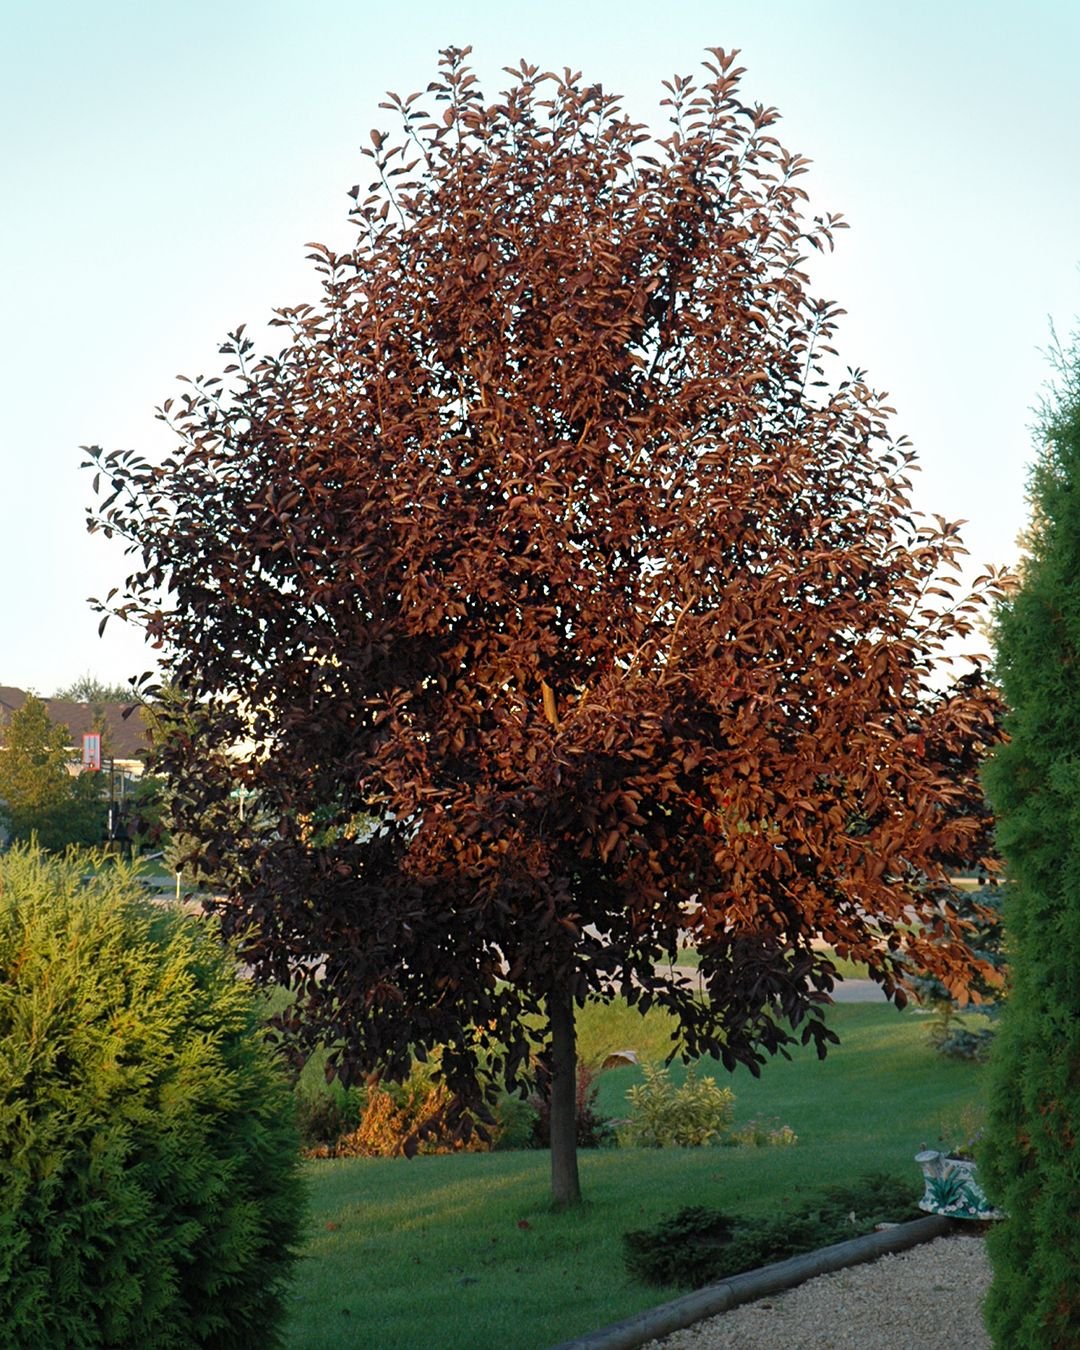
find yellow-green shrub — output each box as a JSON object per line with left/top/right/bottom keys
{"left": 618, "top": 1063, "right": 735, "bottom": 1147}
{"left": 0, "top": 845, "right": 306, "bottom": 1349}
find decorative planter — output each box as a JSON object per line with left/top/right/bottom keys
{"left": 914, "top": 1150, "right": 1002, "bottom": 1221}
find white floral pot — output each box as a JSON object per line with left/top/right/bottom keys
{"left": 915, "top": 1150, "right": 1002, "bottom": 1221}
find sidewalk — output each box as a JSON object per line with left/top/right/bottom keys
{"left": 672, "top": 965, "right": 893, "bottom": 1004}
{"left": 828, "top": 978, "right": 890, "bottom": 1003}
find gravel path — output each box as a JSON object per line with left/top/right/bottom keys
{"left": 643, "top": 1234, "right": 991, "bottom": 1350}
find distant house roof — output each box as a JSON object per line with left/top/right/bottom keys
{"left": 0, "top": 687, "right": 151, "bottom": 765}
{"left": 0, "top": 687, "right": 26, "bottom": 714}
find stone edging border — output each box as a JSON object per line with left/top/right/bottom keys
{"left": 548, "top": 1212, "right": 955, "bottom": 1350}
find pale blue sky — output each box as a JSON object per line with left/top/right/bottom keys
{"left": 3, "top": 0, "right": 1078, "bottom": 694}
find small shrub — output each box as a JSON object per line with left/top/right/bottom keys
{"left": 726, "top": 1117, "right": 799, "bottom": 1148}
{"left": 624, "top": 1172, "right": 922, "bottom": 1288}
{"left": 336, "top": 1081, "right": 443, "bottom": 1156}
{"left": 623, "top": 1207, "right": 739, "bottom": 1286}
{"left": 812, "top": 1172, "right": 922, "bottom": 1229}
{"left": 0, "top": 845, "right": 306, "bottom": 1350}
{"left": 299, "top": 1043, "right": 542, "bottom": 1157}
{"left": 926, "top": 1009, "right": 995, "bottom": 1062}
{"left": 490, "top": 1091, "right": 540, "bottom": 1151}
{"left": 333, "top": 1061, "right": 495, "bottom": 1157}
{"left": 295, "top": 1082, "right": 363, "bottom": 1153}
{"left": 529, "top": 1057, "right": 615, "bottom": 1150}
{"left": 618, "top": 1063, "right": 734, "bottom": 1148}
{"left": 336, "top": 1076, "right": 448, "bottom": 1157}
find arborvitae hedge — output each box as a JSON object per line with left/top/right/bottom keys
{"left": 0, "top": 845, "right": 306, "bottom": 1348}
{"left": 982, "top": 349, "right": 1080, "bottom": 1348}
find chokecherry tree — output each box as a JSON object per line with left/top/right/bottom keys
{"left": 87, "top": 48, "right": 1007, "bottom": 1205}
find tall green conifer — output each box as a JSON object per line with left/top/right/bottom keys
{"left": 982, "top": 343, "right": 1080, "bottom": 1347}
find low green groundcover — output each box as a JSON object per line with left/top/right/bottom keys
{"left": 624, "top": 1172, "right": 922, "bottom": 1287}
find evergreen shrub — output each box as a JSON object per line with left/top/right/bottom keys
{"left": 981, "top": 343, "right": 1080, "bottom": 1348}
{"left": 0, "top": 845, "right": 306, "bottom": 1349}
{"left": 623, "top": 1172, "right": 921, "bottom": 1288}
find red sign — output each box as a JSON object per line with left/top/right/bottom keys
{"left": 82, "top": 733, "right": 102, "bottom": 771}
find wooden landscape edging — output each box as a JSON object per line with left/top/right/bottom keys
{"left": 548, "top": 1213, "right": 954, "bottom": 1350}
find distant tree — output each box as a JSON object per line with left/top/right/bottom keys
{"left": 52, "top": 673, "right": 133, "bottom": 703}
{"left": 126, "top": 685, "right": 252, "bottom": 884}
{"left": 981, "top": 342, "right": 1080, "bottom": 1346}
{"left": 125, "top": 773, "right": 168, "bottom": 853}
{"left": 87, "top": 48, "right": 1008, "bottom": 1206}
{"left": 0, "top": 695, "right": 105, "bottom": 850}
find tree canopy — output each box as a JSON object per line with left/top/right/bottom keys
{"left": 86, "top": 47, "right": 1008, "bottom": 1204}
{"left": 52, "top": 673, "right": 134, "bottom": 703}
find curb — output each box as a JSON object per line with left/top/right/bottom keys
{"left": 548, "top": 1213, "right": 954, "bottom": 1350}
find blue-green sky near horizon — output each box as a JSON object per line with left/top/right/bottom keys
{"left": 2, "top": 0, "right": 1078, "bottom": 694}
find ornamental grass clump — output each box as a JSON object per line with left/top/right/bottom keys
{"left": 0, "top": 845, "right": 306, "bottom": 1350}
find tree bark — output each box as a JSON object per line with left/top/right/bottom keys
{"left": 547, "top": 982, "right": 581, "bottom": 1208}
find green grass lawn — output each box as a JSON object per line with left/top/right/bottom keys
{"left": 283, "top": 1002, "right": 989, "bottom": 1349}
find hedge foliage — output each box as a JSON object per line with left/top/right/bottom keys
{"left": 982, "top": 347, "right": 1080, "bottom": 1348}
{"left": 0, "top": 845, "right": 306, "bottom": 1348}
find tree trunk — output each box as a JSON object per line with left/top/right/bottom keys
{"left": 547, "top": 983, "right": 581, "bottom": 1208}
